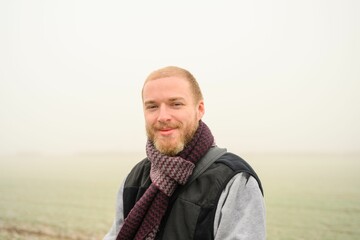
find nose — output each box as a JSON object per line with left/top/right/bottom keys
{"left": 157, "top": 105, "right": 171, "bottom": 122}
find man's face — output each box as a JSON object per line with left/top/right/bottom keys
{"left": 142, "top": 77, "right": 204, "bottom": 156}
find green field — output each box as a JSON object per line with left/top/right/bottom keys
{"left": 0, "top": 152, "right": 359, "bottom": 239}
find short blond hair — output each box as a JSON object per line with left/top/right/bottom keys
{"left": 142, "top": 66, "right": 203, "bottom": 103}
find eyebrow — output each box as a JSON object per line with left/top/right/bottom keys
{"left": 144, "top": 100, "right": 157, "bottom": 106}
{"left": 168, "top": 97, "right": 186, "bottom": 102}
{"left": 144, "top": 97, "right": 186, "bottom": 105}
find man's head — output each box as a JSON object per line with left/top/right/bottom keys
{"left": 142, "top": 66, "right": 205, "bottom": 156}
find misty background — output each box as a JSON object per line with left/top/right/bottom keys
{"left": 1, "top": 0, "right": 359, "bottom": 156}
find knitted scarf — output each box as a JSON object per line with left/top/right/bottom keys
{"left": 116, "top": 120, "right": 214, "bottom": 240}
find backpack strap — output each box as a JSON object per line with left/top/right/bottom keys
{"left": 166, "top": 146, "right": 227, "bottom": 208}
{"left": 186, "top": 146, "right": 227, "bottom": 186}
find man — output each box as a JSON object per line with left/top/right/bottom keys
{"left": 104, "top": 66, "right": 265, "bottom": 240}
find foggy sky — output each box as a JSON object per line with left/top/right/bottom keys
{"left": 1, "top": 0, "right": 359, "bottom": 155}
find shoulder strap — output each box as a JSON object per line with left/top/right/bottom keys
{"left": 186, "top": 146, "right": 227, "bottom": 186}
{"left": 167, "top": 146, "right": 227, "bottom": 206}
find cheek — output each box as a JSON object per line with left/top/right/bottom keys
{"left": 144, "top": 113, "right": 155, "bottom": 125}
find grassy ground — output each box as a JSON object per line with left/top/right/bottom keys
{"left": 0, "top": 152, "right": 359, "bottom": 239}
{"left": 251, "top": 152, "right": 360, "bottom": 240}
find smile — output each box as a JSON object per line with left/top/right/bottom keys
{"left": 158, "top": 128, "right": 176, "bottom": 135}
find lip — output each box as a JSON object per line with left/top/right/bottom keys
{"left": 158, "top": 128, "right": 175, "bottom": 136}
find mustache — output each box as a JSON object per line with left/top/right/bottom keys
{"left": 154, "top": 122, "right": 182, "bottom": 130}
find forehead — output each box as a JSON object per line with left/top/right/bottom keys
{"left": 142, "top": 77, "right": 193, "bottom": 101}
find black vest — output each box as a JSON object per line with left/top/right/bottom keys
{"left": 123, "top": 151, "right": 263, "bottom": 240}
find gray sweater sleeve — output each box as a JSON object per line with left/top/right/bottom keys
{"left": 214, "top": 173, "right": 266, "bottom": 240}
{"left": 103, "top": 178, "right": 126, "bottom": 240}
{"left": 103, "top": 173, "right": 265, "bottom": 240}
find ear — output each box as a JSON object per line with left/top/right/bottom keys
{"left": 197, "top": 100, "right": 205, "bottom": 120}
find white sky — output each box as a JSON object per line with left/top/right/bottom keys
{"left": 0, "top": 0, "right": 359, "bottom": 155}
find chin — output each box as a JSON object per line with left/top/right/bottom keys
{"left": 155, "top": 142, "right": 184, "bottom": 156}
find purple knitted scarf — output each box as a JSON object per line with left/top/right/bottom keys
{"left": 116, "top": 121, "right": 214, "bottom": 240}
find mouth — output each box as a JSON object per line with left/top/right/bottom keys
{"left": 158, "top": 128, "right": 176, "bottom": 136}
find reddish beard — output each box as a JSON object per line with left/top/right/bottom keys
{"left": 146, "top": 120, "right": 198, "bottom": 156}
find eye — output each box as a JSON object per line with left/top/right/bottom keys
{"left": 172, "top": 102, "right": 184, "bottom": 108}
{"left": 145, "top": 104, "right": 158, "bottom": 110}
